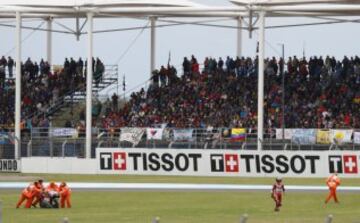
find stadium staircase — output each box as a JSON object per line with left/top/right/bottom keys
{"left": 26, "top": 65, "right": 118, "bottom": 119}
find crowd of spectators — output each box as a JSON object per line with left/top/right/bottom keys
{"left": 99, "top": 55, "right": 360, "bottom": 130}
{"left": 0, "top": 56, "right": 105, "bottom": 128}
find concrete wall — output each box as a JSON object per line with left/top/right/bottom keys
{"left": 21, "top": 157, "right": 97, "bottom": 174}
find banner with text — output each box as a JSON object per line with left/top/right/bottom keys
{"left": 120, "top": 128, "right": 145, "bottom": 145}
{"left": 50, "top": 128, "right": 78, "bottom": 138}
{"left": 97, "top": 148, "right": 360, "bottom": 178}
{"left": 173, "top": 129, "right": 194, "bottom": 141}
{"left": 316, "top": 130, "right": 331, "bottom": 144}
{"left": 0, "top": 159, "right": 21, "bottom": 172}
{"left": 292, "top": 129, "right": 316, "bottom": 145}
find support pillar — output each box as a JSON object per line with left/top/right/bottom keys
{"left": 257, "top": 11, "right": 266, "bottom": 151}
{"left": 237, "top": 17, "right": 242, "bottom": 58}
{"left": 15, "top": 12, "right": 22, "bottom": 159}
{"left": 150, "top": 17, "right": 156, "bottom": 76}
{"left": 46, "top": 17, "right": 52, "bottom": 65}
{"left": 85, "top": 12, "right": 94, "bottom": 159}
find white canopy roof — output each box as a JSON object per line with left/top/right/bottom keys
{"left": 229, "top": 0, "right": 360, "bottom": 17}
{"left": 0, "top": 0, "right": 214, "bottom": 18}
{"left": 230, "top": 0, "right": 360, "bottom": 6}
{"left": 0, "top": 0, "right": 360, "bottom": 18}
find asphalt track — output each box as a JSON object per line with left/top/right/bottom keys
{"left": 1, "top": 182, "right": 360, "bottom": 192}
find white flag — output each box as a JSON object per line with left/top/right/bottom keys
{"left": 120, "top": 128, "right": 145, "bottom": 145}
{"left": 275, "top": 129, "right": 293, "bottom": 140}
{"left": 354, "top": 132, "right": 360, "bottom": 144}
{"left": 330, "top": 129, "right": 353, "bottom": 144}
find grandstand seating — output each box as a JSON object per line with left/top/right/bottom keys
{"left": 0, "top": 56, "right": 116, "bottom": 128}
{"left": 2, "top": 54, "right": 360, "bottom": 159}
{"left": 100, "top": 55, "right": 360, "bottom": 130}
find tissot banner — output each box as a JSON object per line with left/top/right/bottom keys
{"left": 97, "top": 148, "right": 360, "bottom": 178}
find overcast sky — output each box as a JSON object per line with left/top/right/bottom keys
{"left": 1, "top": 0, "right": 360, "bottom": 97}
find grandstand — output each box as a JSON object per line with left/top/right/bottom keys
{"left": 0, "top": 0, "right": 359, "bottom": 161}
{"left": 1, "top": 1, "right": 360, "bottom": 223}
{"left": 1, "top": 54, "right": 360, "bottom": 160}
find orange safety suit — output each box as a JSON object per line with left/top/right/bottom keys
{"left": 59, "top": 184, "right": 72, "bottom": 208}
{"left": 16, "top": 186, "right": 32, "bottom": 208}
{"left": 325, "top": 174, "right": 341, "bottom": 204}
{"left": 30, "top": 183, "right": 43, "bottom": 207}
{"left": 46, "top": 182, "right": 59, "bottom": 192}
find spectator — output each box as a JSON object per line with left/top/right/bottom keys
{"left": 111, "top": 93, "right": 119, "bottom": 111}
{"left": 99, "top": 55, "right": 360, "bottom": 130}
{"left": 7, "top": 56, "right": 14, "bottom": 78}
{"left": 94, "top": 58, "right": 104, "bottom": 87}
{"left": 0, "top": 56, "right": 104, "bottom": 128}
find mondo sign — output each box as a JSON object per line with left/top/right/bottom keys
{"left": 0, "top": 159, "right": 21, "bottom": 172}
{"left": 97, "top": 149, "right": 360, "bottom": 178}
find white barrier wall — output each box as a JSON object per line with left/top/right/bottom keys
{"left": 19, "top": 148, "right": 360, "bottom": 178}
{"left": 21, "top": 157, "right": 97, "bottom": 174}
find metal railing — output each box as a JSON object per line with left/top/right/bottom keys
{"left": 0, "top": 127, "right": 359, "bottom": 159}
{"left": 22, "top": 64, "right": 118, "bottom": 120}
{"left": 57, "top": 214, "right": 336, "bottom": 223}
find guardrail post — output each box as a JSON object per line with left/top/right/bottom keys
{"left": 240, "top": 214, "right": 248, "bottom": 223}
{"left": 0, "top": 200, "right": 3, "bottom": 223}
{"left": 283, "top": 143, "right": 288, "bottom": 150}
{"left": 13, "top": 136, "right": 20, "bottom": 159}
{"left": 27, "top": 140, "right": 32, "bottom": 157}
{"left": 61, "top": 217, "right": 69, "bottom": 223}
{"left": 152, "top": 216, "right": 160, "bottom": 223}
{"left": 49, "top": 133, "right": 54, "bottom": 158}
{"left": 324, "top": 214, "right": 333, "bottom": 223}
{"left": 62, "top": 140, "right": 68, "bottom": 158}
{"left": 241, "top": 143, "right": 246, "bottom": 150}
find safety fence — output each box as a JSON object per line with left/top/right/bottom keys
{"left": 0, "top": 127, "right": 360, "bottom": 159}
{"left": 55, "top": 214, "right": 334, "bottom": 223}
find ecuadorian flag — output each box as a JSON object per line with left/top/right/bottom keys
{"left": 231, "top": 128, "right": 246, "bottom": 142}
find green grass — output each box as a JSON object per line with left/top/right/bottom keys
{"left": 2, "top": 191, "right": 360, "bottom": 223}
{"left": 1, "top": 173, "right": 360, "bottom": 186}
{"left": 1, "top": 174, "right": 360, "bottom": 222}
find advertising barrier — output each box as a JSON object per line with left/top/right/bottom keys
{"left": 97, "top": 148, "right": 360, "bottom": 178}
{"left": 0, "top": 159, "right": 21, "bottom": 172}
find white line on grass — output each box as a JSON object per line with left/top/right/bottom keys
{"left": 1, "top": 182, "right": 360, "bottom": 192}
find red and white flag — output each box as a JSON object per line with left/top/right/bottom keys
{"left": 146, "top": 128, "right": 164, "bottom": 140}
